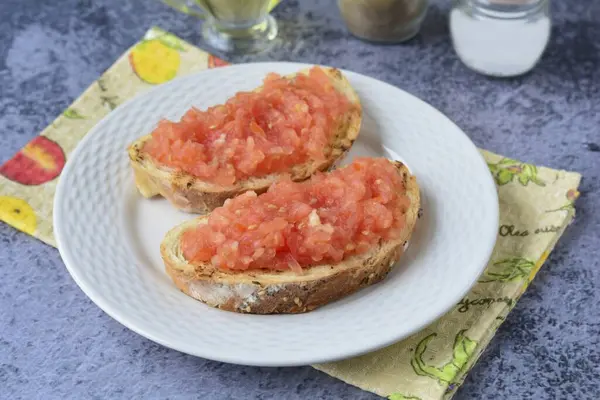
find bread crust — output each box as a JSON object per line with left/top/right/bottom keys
{"left": 161, "top": 161, "right": 420, "bottom": 314}
{"left": 128, "top": 67, "right": 362, "bottom": 213}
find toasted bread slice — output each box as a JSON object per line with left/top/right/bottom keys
{"left": 128, "top": 67, "right": 362, "bottom": 214}
{"left": 161, "top": 161, "right": 420, "bottom": 314}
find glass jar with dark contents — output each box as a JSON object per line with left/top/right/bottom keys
{"left": 338, "top": 0, "right": 429, "bottom": 43}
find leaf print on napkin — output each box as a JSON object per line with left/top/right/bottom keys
{"left": 410, "top": 330, "right": 477, "bottom": 385}
{"left": 97, "top": 78, "right": 120, "bottom": 111}
{"left": 63, "top": 108, "right": 86, "bottom": 119}
{"left": 488, "top": 158, "right": 545, "bottom": 186}
{"left": 388, "top": 394, "right": 422, "bottom": 400}
{"left": 479, "top": 258, "right": 535, "bottom": 283}
{"left": 145, "top": 27, "right": 187, "bottom": 51}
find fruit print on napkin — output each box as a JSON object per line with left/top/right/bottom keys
{"left": 129, "top": 30, "right": 185, "bottom": 85}
{"left": 0, "top": 196, "right": 37, "bottom": 236}
{"left": 1, "top": 136, "right": 66, "bottom": 186}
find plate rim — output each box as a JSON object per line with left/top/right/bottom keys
{"left": 54, "top": 62, "right": 499, "bottom": 366}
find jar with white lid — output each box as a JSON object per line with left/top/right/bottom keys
{"left": 450, "top": 0, "right": 551, "bottom": 77}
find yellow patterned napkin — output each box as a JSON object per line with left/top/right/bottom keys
{"left": 0, "top": 27, "right": 581, "bottom": 400}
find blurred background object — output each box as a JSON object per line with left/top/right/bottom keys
{"left": 163, "top": 0, "right": 281, "bottom": 53}
{"left": 338, "top": 0, "right": 429, "bottom": 42}
{"left": 450, "top": 0, "right": 551, "bottom": 77}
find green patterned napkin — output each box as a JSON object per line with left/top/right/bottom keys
{"left": 0, "top": 27, "right": 580, "bottom": 400}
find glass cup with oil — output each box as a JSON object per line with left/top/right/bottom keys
{"left": 163, "top": 0, "right": 280, "bottom": 53}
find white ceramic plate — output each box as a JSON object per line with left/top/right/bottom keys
{"left": 54, "top": 62, "right": 498, "bottom": 367}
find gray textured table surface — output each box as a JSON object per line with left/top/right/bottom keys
{"left": 1, "top": 0, "right": 599, "bottom": 399}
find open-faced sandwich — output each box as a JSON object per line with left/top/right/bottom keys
{"left": 128, "top": 66, "right": 362, "bottom": 213}
{"left": 161, "top": 157, "right": 420, "bottom": 314}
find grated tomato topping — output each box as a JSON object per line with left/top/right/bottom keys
{"left": 181, "top": 158, "right": 411, "bottom": 272}
{"left": 144, "top": 67, "right": 352, "bottom": 185}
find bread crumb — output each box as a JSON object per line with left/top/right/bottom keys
{"left": 266, "top": 285, "right": 282, "bottom": 295}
